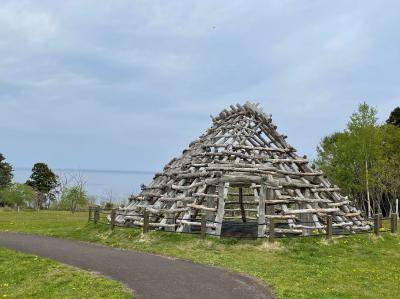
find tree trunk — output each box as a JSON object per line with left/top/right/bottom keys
{"left": 365, "top": 159, "right": 371, "bottom": 217}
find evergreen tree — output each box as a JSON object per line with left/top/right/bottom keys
{"left": 386, "top": 107, "right": 400, "bottom": 127}
{"left": 26, "top": 163, "right": 58, "bottom": 209}
{"left": 0, "top": 153, "right": 13, "bottom": 189}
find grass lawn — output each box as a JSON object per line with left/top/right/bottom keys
{"left": 0, "top": 246, "right": 132, "bottom": 298}
{"left": 1, "top": 210, "right": 399, "bottom": 298}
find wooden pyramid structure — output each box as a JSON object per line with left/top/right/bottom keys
{"left": 116, "top": 102, "right": 371, "bottom": 237}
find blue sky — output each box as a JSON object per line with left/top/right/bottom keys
{"left": 1, "top": 1, "right": 399, "bottom": 173}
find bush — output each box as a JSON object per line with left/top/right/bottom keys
{"left": 58, "top": 186, "right": 89, "bottom": 213}
{"left": 0, "top": 184, "right": 36, "bottom": 211}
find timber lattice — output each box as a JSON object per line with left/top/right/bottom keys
{"left": 116, "top": 102, "right": 372, "bottom": 237}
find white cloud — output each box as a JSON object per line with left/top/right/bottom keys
{"left": 0, "top": 2, "right": 56, "bottom": 45}
{"left": 1, "top": 0, "right": 400, "bottom": 172}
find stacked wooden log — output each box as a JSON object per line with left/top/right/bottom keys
{"left": 116, "top": 102, "right": 371, "bottom": 237}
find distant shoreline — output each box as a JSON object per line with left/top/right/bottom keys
{"left": 14, "top": 167, "right": 155, "bottom": 175}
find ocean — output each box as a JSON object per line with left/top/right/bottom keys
{"left": 13, "top": 168, "right": 155, "bottom": 204}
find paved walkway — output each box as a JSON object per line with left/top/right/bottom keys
{"left": 0, "top": 233, "right": 273, "bottom": 299}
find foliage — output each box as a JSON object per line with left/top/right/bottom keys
{"left": 58, "top": 186, "right": 89, "bottom": 213}
{"left": 0, "top": 247, "right": 131, "bottom": 298}
{"left": 0, "top": 183, "right": 36, "bottom": 210}
{"left": 370, "top": 125, "right": 400, "bottom": 196}
{"left": 316, "top": 103, "right": 377, "bottom": 198}
{"left": 0, "top": 210, "right": 399, "bottom": 299}
{"left": 347, "top": 102, "right": 378, "bottom": 131}
{"left": 316, "top": 103, "right": 400, "bottom": 215}
{"left": 386, "top": 106, "right": 400, "bottom": 127}
{"left": 0, "top": 153, "right": 13, "bottom": 190}
{"left": 26, "top": 163, "right": 58, "bottom": 209}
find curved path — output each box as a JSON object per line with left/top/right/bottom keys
{"left": 0, "top": 233, "right": 273, "bottom": 299}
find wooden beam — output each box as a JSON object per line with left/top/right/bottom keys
{"left": 283, "top": 208, "right": 340, "bottom": 215}
{"left": 187, "top": 204, "right": 217, "bottom": 212}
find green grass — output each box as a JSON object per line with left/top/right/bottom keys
{"left": 0, "top": 246, "right": 132, "bottom": 298}
{"left": 1, "top": 210, "right": 399, "bottom": 298}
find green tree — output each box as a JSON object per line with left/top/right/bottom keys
{"left": 58, "top": 186, "right": 89, "bottom": 213}
{"left": 316, "top": 132, "right": 358, "bottom": 195}
{"left": 316, "top": 102, "right": 381, "bottom": 216}
{"left": 370, "top": 124, "right": 400, "bottom": 213}
{"left": 26, "top": 163, "right": 58, "bottom": 209}
{"left": 386, "top": 107, "right": 400, "bottom": 127}
{"left": 0, "top": 153, "right": 13, "bottom": 189}
{"left": 0, "top": 183, "right": 36, "bottom": 212}
{"left": 347, "top": 102, "right": 378, "bottom": 131}
{"left": 317, "top": 102, "right": 400, "bottom": 216}
{"left": 347, "top": 103, "right": 381, "bottom": 216}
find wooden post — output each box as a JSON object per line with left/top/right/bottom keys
{"left": 110, "top": 209, "right": 116, "bottom": 230}
{"left": 88, "top": 206, "right": 92, "bottom": 222}
{"left": 200, "top": 214, "right": 207, "bottom": 239}
{"left": 378, "top": 213, "right": 382, "bottom": 234}
{"left": 238, "top": 187, "right": 246, "bottom": 223}
{"left": 391, "top": 213, "right": 398, "bottom": 234}
{"left": 94, "top": 206, "right": 100, "bottom": 225}
{"left": 374, "top": 213, "right": 380, "bottom": 236}
{"left": 172, "top": 215, "right": 176, "bottom": 232}
{"left": 206, "top": 185, "right": 216, "bottom": 235}
{"left": 268, "top": 218, "right": 275, "bottom": 243}
{"left": 258, "top": 182, "right": 267, "bottom": 238}
{"left": 143, "top": 209, "right": 149, "bottom": 233}
{"left": 326, "top": 215, "right": 333, "bottom": 240}
{"left": 214, "top": 182, "right": 227, "bottom": 236}
{"left": 300, "top": 189, "right": 313, "bottom": 236}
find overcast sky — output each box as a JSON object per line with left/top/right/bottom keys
{"left": 1, "top": 1, "right": 399, "bottom": 173}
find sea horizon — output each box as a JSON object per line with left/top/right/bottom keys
{"left": 13, "top": 167, "right": 156, "bottom": 204}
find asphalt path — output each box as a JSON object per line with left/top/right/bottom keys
{"left": 0, "top": 232, "right": 273, "bottom": 299}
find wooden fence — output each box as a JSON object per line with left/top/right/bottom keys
{"left": 88, "top": 206, "right": 398, "bottom": 243}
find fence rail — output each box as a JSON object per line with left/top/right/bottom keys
{"left": 87, "top": 206, "right": 399, "bottom": 242}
